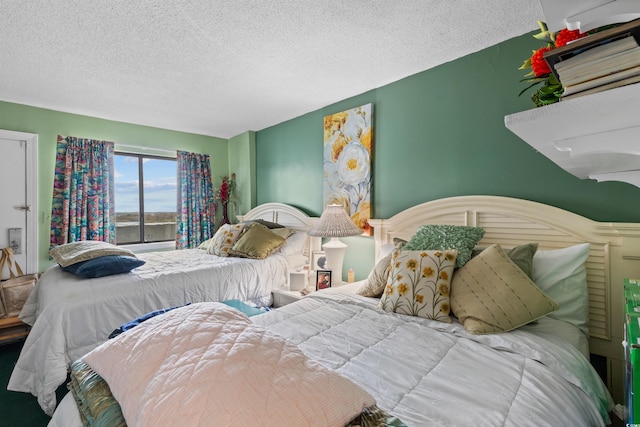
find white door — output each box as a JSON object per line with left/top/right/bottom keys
{"left": 0, "top": 130, "right": 38, "bottom": 278}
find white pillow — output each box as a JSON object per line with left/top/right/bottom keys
{"left": 280, "top": 231, "right": 308, "bottom": 256}
{"left": 377, "top": 243, "right": 395, "bottom": 263}
{"left": 532, "top": 243, "right": 590, "bottom": 337}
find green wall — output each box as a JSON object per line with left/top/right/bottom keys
{"left": 255, "top": 32, "right": 640, "bottom": 280}
{"left": 0, "top": 101, "right": 228, "bottom": 272}
{"left": 228, "top": 131, "right": 257, "bottom": 222}
{"left": 5, "top": 31, "right": 640, "bottom": 279}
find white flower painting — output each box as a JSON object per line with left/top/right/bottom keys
{"left": 323, "top": 103, "right": 373, "bottom": 235}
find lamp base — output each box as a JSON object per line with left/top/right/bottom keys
{"left": 322, "top": 237, "right": 347, "bottom": 285}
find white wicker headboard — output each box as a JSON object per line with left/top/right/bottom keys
{"left": 236, "top": 203, "right": 321, "bottom": 259}
{"left": 369, "top": 195, "right": 640, "bottom": 400}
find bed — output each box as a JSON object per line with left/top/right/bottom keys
{"left": 8, "top": 202, "right": 319, "bottom": 416}
{"left": 46, "top": 195, "right": 640, "bottom": 425}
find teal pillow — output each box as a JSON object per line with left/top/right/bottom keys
{"left": 403, "top": 224, "right": 484, "bottom": 267}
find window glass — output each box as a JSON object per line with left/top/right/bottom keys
{"left": 114, "top": 154, "right": 176, "bottom": 244}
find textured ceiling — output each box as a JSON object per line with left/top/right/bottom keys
{"left": 1, "top": 1, "right": 542, "bottom": 139}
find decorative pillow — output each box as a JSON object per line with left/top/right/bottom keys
{"left": 377, "top": 244, "right": 395, "bottom": 262}
{"left": 197, "top": 238, "right": 213, "bottom": 250}
{"left": 241, "top": 219, "right": 284, "bottom": 229}
{"left": 378, "top": 249, "right": 457, "bottom": 322}
{"left": 62, "top": 255, "right": 145, "bottom": 278}
{"left": 207, "top": 224, "right": 246, "bottom": 257}
{"left": 403, "top": 225, "right": 484, "bottom": 268}
{"left": 357, "top": 252, "right": 392, "bottom": 298}
{"left": 357, "top": 239, "right": 408, "bottom": 298}
{"left": 451, "top": 244, "right": 559, "bottom": 334}
{"left": 532, "top": 243, "right": 590, "bottom": 336}
{"left": 49, "top": 241, "right": 137, "bottom": 267}
{"left": 472, "top": 243, "right": 538, "bottom": 278}
{"left": 228, "top": 223, "right": 287, "bottom": 260}
{"left": 392, "top": 237, "right": 407, "bottom": 249}
{"left": 270, "top": 227, "right": 296, "bottom": 239}
{"left": 280, "top": 231, "right": 308, "bottom": 256}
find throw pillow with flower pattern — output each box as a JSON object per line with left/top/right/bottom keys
{"left": 207, "top": 224, "right": 246, "bottom": 257}
{"left": 379, "top": 249, "right": 457, "bottom": 322}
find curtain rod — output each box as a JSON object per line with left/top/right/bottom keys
{"left": 115, "top": 144, "right": 177, "bottom": 157}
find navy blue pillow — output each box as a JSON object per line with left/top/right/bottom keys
{"left": 62, "top": 255, "right": 145, "bottom": 278}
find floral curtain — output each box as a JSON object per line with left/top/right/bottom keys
{"left": 176, "top": 150, "right": 215, "bottom": 249}
{"left": 50, "top": 135, "right": 116, "bottom": 246}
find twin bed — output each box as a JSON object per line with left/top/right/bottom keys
{"left": 8, "top": 202, "right": 318, "bottom": 416}
{"left": 10, "top": 196, "right": 640, "bottom": 426}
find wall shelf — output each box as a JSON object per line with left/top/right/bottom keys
{"left": 504, "top": 82, "right": 640, "bottom": 187}
{"left": 539, "top": 0, "right": 640, "bottom": 32}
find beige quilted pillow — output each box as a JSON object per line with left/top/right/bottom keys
{"left": 451, "top": 244, "right": 559, "bottom": 334}
{"left": 49, "top": 241, "right": 137, "bottom": 267}
{"left": 207, "top": 224, "right": 246, "bottom": 257}
{"left": 378, "top": 249, "right": 457, "bottom": 322}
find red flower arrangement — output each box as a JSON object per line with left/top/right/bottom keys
{"left": 215, "top": 173, "right": 236, "bottom": 226}
{"left": 519, "top": 21, "right": 585, "bottom": 106}
{"left": 215, "top": 173, "right": 235, "bottom": 206}
{"left": 529, "top": 46, "right": 553, "bottom": 77}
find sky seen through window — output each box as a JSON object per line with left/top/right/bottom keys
{"left": 114, "top": 155, "right": 177, "bottom": 213}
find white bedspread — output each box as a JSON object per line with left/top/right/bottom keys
{"left": 253, "top": 292, "right": 614, "bottom": 427}
{"left": 9, "top": 249, "right": 289, "bottom": 415}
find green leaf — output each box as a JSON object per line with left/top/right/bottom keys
{"left": 533, "top": 21, "right": 554, "bottom": 43}
{"left": 518, "top": 58, "right": 532, "bottom": 70}
{"left": 533, "top": 32, "right": 550, "bottom": 41}
{"left": 537, "top": 20, "right": 548, "bottom": 32}
{"left": 540, "top": 97, "right": 560, "bottom": 105}
{"left": 539, "top": 85, "right": 556, "bottom": 95}
{"left": 531, "top": 88, "right": 560, "bottom": 107}
{"left": 518, "top": 80, "right": 542, "bottom": 97}
{"left": 518, "top": 76, "right": 546, "bottom": 83}
{"left": 547, "top": 73, "right": 560, "bottom": 85}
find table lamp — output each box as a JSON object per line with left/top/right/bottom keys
{"left": 307, "top": 204, "right": 362, "bottom": 285}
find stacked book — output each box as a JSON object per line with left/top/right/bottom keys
{"left": 544, "top": 19, "right": 640, "bottom": 100}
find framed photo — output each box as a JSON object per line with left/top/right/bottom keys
{"left": 311, "top": 251, "right": 327, "bottom": 270}
{"left": 316, "top": 270, "right": 332, "bottom": 291}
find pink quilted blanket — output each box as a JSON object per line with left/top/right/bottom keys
{"left": 83, "top": 302, "right": 375, "bottom": 426}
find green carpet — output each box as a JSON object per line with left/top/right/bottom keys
{"left": 0, "top": 340, "right": 66, "bottom": 427}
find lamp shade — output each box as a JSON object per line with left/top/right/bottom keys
{"left": 307, "top": 204, "right": 362, "bottom": 237}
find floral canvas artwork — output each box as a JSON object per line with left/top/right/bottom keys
{"left": 323, "top": 103, "right": 373, "bottom": 235}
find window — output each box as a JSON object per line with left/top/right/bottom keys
{"left": 114, "top": 153, "right": 177, "bottom": 245}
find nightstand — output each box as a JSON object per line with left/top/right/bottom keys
{"left": 289, "top": 269, "right": 309, "bottom": 291}
{"left": 272, "top": 287, "right": 309, "bottom": 308}
{"left": 0, "top": 316, "right": 30, "bottom": 344}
